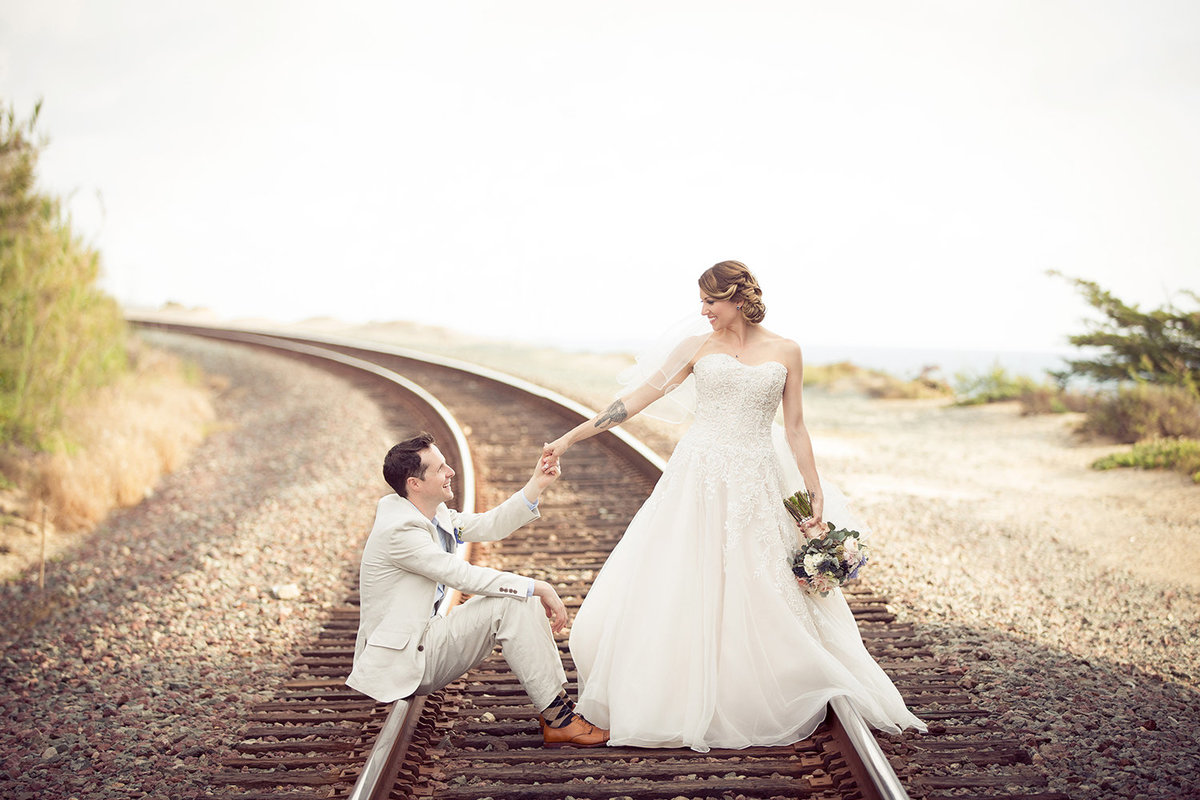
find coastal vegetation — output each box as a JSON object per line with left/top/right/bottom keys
{"left": 952, "top": 363, "right": 1041, "bottom": 406}
{"left": 0, "top": 102, "right": 127, "bottom": 446}
{"left": 1053, "top": 274, "right": 1199, "bottom": 482}
{"left": 949, "top": 364, "right": 1092, "bottom": 413}
{"left": 1, "top": 100, "right": 213, "bottom": 571}
{"left": 1049, "top": 272, "right": 1199, "bottom": 391}
{"left": 803, "top": 360, "right": 951, "bottom": 399}
{"left": 898, "top": 273, "right": 1198, "bottom": 482}
{"left": 1092, "top": 437, "right": 1200, "bottom": 481}
{"left": 979, "top": 274, "right": 1200, "bottom": 481}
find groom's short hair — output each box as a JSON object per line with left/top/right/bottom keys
{"left": 383, "top": 432, "right": 436, "bottom": 496}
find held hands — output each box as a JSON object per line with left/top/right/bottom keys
{"left": 540, "top": 438, "right": 568, "bottom": 472}
{"left": 522, "top": 451, "right": 562, "bottom": 504}
{"left": 532, "top": 580, "right": 568, "bottom": 633}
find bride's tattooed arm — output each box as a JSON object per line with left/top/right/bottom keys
{"left": 543, "top": 383, "right": 666, "bottom": 465}
{"left": 594, "top": 399, "right": 628, "bottom": 429}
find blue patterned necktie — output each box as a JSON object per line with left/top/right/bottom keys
{"left": 432, "top": 522, "right": 454, "bottom": 614}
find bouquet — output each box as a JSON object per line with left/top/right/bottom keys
{"left": 784, "top": 489, "right": 869, "bottom": 596}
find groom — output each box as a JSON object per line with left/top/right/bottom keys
{"left": 346, "top": 432, "right": 608, "bottom": 747}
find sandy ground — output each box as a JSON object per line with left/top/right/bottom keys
{"left": 294, "top": 316, "right": 1200, "bottom": 589}
{"left": 136, "top": 310, "right": 1200, "bottom": 594}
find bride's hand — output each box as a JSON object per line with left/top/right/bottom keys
{"left": 799, "top": 494, "right": 827, "bottom": 538}
{"left": 799, "top": 517, "right": 828, "bottom": 539}
{"left": 810, "top": 494, "right": 825, "bottom": 526}
{"left": 541, "top": 438, "right": 568, "bottom": 469}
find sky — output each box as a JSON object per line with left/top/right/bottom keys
{"left": 2, "top": 0, "right": 1198, "bottom": 356}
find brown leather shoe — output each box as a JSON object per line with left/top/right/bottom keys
{"left": 539, "top": 714, "right": 610, "bottom": 748}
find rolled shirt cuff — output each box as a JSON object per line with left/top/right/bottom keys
{"left": 517, "top": 488, "right": 539, "bottom": 511}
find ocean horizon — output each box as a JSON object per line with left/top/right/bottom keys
{"left": 800, "top": 344, "right": 1076, "bottom": 381}
{"left": 141, "top": 309, "right": 1080, "bottom": 383}
{"left": 554, "top": 336, "right": 1077, "bottom": 381}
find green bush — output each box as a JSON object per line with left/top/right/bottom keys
{"left": 953, "top": 363, "right": 1039, "bottom": 406}
{"left": 0, "top": 100, "right": 127, "bottom": 447}
{"left": 1080, "top": 383, "right": 1200, "bottom": 443}
{"left": 1093, "top": 437, "right": 1200, "bottom": 483}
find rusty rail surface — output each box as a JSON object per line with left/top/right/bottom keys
{"left": 133, "top": 318, "right": 1064, "bottom": 800}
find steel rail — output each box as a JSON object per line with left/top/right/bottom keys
{"left": 127, "top": 315, "right": 667, "bottom": 474}
{"left": 131, "top": 317, "right": 910, "bottom": 800}
{"left": 133, "top": 321, "right": 476, "bottom": 799}
{"left": 831, "top": 696, "right": 912, "bottom": 800}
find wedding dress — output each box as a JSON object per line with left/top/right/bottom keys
{"left": 570, "top": 352, "right": 926, "bottom": 751}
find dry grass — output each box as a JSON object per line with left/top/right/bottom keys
{"left": 1017, "top": 385, "right": 1092, "bottom": 415}
{"left": 37, "top": 338, "right": 216, "bottom": 530}
{"left": 1079, "top": 383, "right": 1200, "bottom": 443}
{"left": 804, "top": 360, "right": 952, "bottom": 400}
{"left": 0, "top": 337, "right": 216, "bottom": 579}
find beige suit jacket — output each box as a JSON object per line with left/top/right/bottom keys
{"left": 345, "top": 491, "right": 538, "bottom": 702}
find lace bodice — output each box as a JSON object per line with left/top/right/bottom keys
{"left": 652, "top": 351, "right": 798, "bottom": 608}
{"left": 689, "top": 353, "right": 786, "bottom": 446}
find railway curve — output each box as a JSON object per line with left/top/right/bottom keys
{"left": 132, "top": 319, "right": 1061, "bottom": 800}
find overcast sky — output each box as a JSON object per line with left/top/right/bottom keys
{"left": 2, "top": 1, "right": 1197, "bottom": 354}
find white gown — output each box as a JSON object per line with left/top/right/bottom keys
{"left": 570, "top": 352, "right": 926, "bottom": 751}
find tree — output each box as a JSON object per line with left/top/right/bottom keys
{"left": 1050, "top": 271, "right": 1199, "bottom": 394}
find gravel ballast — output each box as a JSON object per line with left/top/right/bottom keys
{"left": 2, "top": 327, "right": 1198, "bottom": 800}
{"left": 332, "top": 321, "right": 1200, "bottom": 800}
{"left": 1, "top": 335, "right": 394, "bottom": 798}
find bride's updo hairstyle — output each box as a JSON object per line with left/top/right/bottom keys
{"left": 698, "top": 260, "right": 766, "bottom": 324}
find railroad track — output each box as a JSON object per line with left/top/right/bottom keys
{"left": 133, "top": 319, "right": 1065, "bottom": 800}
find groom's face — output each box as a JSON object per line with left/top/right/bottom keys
{"left": 411, "top": 445, "right": 456, "bottom": 505}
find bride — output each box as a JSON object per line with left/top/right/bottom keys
{"left": 540, "top": 260, "right": 926, "bottom": 751}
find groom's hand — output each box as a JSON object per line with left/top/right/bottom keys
{"left": 532, "top": 580, "right": 568, "bottom": 633}
{"left": 522, "top": 455, "right": 562, "bottom": 505}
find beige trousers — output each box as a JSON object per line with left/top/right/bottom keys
{"left": 416, "top": 594, "right": 567, "bottom": 711}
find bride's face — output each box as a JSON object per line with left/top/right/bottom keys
{"left": 700, "top": 292, "right": 740, "bottom": 330}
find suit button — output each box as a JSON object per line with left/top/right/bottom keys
{"left": 417, "top": 645, "right": 424, "bottom": 652}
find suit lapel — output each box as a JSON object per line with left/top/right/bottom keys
{"left": 395, "top": 496, "right": 441, "bottom": 546}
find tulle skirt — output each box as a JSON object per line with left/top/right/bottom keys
{"left": 569, "top": 427, "right": 926, "bottom": 751}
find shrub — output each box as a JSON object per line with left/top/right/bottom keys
{"left": 1018, "top": 385, "right": 1092, "bottom": 415}
{"left": 1080, "top": 383, "right": 1200, "bottom": 443}
{"left": 1093, "top": 437, "right": 1200, "bottom": 483}
{"left": 804, "top": 361, "right": 951, "bottom": 399}
{"left": 1, "top": 100, "right": 128, "bottom": 447}
{"left": 866, "top": 371, "right": 952, "bottom": 400}
{"left": 953, "top": 363, "right": 1039, "bottom": 406}
{"left": 803, "top": 361, "right": 863, "bottom": 387}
